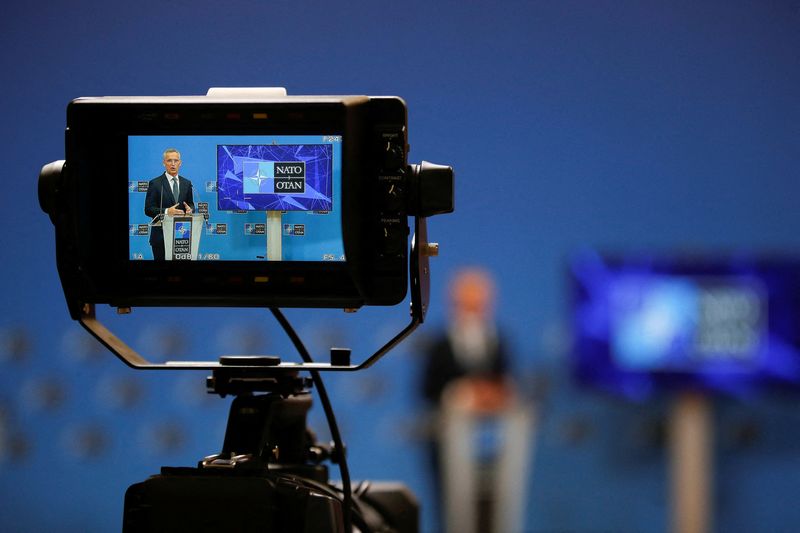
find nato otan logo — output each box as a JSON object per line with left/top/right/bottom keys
{"left": 283, "top": 224, "right": 305, "bottom": 236}
{"left": 174, "top": 222, "right": 191, "bottom": 239}
{"left": 129, "top": 181, "right": 149, "bottom": 192}
{"left": 273, "top": 162, "right": 306, "bottom": 193}
{"left": 244, "top": 161, "right": 306, "bottom": 195}
{"left": 205, "top": 181, "right": 218, "bottom": 193}
{"left": 244, "top": 223, "right": 266, "bottom": 235}
{"left": 129, "top": 224, "right": 149, "bottom": 236}
{"left": 206, "top": 223, "right": 228, "bottom": 235}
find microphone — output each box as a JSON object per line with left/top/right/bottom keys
{"left": 184, "top": 179, "right": 209, "bottom": 262}
{"left": 188, "top": 180, "right": 210, "bottom": 228}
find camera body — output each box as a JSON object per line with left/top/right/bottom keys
{"left": 44, "top": 95, "right": 414, "bottom": 317}
{"left": 124, "top": 469, "right": 418, "bottom": 533}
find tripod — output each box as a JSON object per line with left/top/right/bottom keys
{"left": 123, "top": 367, "right": 418, "bottom": 532}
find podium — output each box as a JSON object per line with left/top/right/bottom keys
{"left": 439, "top": 394, "right": 535, "bottom": 533}
{"left": 162, "top": 213, "right": 204, "bottom": 260}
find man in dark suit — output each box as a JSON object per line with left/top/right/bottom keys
{"left": 421, "top": 268, "right": 511, "bottom": 409}
{"left": 420, "top": 268, "right": 518, "bottom": 533}
{"left": 144, "top": 148, "right": 195, "bottom": 260}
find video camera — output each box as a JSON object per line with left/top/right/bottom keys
{"left": 38, "top": 88, "right": 454, "bottom": 532}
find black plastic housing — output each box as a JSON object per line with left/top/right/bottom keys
{"left": 48, "top": 96, "right": 410, "bottom": 316}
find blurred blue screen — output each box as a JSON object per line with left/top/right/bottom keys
{"left": 571, "top": 252, "right": 800, "bottom": 398}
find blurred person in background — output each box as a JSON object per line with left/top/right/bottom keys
{"left": 421, "top": 267, "right": 533, "bottom": 533}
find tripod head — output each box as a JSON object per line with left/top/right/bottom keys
{"left": 202, "top": 367, "right": 334, "bottom": 479}
{"left": 123, "top": 365, "right": 418, "bottom": 532}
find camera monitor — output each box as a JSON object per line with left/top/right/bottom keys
{"left": 41, "top": 95, "right": 428, "bottom": 314}
{"left": 570, "top": 252, "right": 800, "bottom": 398}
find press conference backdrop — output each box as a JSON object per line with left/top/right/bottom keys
{"left": 2, "top": 1, "right": 800, "bottom": 531}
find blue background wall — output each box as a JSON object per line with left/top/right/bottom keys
{"left": 2, "top": 0, "right": 799, "bottom": 531}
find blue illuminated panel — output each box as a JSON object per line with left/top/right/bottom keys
{"left": 217, "top": 144, "right": 333, "bottom": 211}
{"left": 570, "top": 251, "right": 800, "bottom": 398}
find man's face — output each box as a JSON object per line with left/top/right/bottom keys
{"left": 163, "top": 151, "right": 181, "bottom": 176}
{"left": 450, "top": 270, "right": 495, "bottom": 321}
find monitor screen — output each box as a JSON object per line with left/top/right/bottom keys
{"left": 217, "top": 143, "right": 334, "bottom": 212}
{"left": 128, "top": 135, "right": 344, "bottom": 262}
{"left": 570, "top": 252, "right": 800, "bottom": 398}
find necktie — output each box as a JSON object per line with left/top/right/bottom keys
{"left": 171, "top": 177, "right": 179, "bottom": 204}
